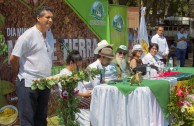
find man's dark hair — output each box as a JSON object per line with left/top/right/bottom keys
{"left": 149, "top": 43, "right": 159, "bottom": 51}
{"left": 35, "top": 6, "right": 52, "bottom": 21}
{"left": 179, "top": 26, "right": 185, "bottom": 31}
{"left": 66, "top": 50, "right": 82, "bottom": 65}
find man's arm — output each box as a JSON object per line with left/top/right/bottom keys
{"left": 183, "top": 35, "right": 190, "bottom": 42}
{"left": 151, "top": 35, "right": 157, "bottom": 43}
{"left": 10, "top": 55, "right": 20, "bottom": 78}
{"left": 174, "top": 34, "right": 181, "bottom": 43}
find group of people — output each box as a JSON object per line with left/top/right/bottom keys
{"left": 9, "top": 5, "right": 190, "bottom": 126}
{"left": 130, "top": 25, "right": 190, "bottom": 67}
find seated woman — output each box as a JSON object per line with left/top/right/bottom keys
{"left": 130, "top": 44, "right": 143, "bottom": 73}
{"left": 142, "top": 43, "right": 159, "bottom": 67}
{"left": 58, "top": 50, "right": 91, "bottom": 126}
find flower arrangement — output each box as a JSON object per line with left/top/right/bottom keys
{"left": 168, "top": 77, "right": 194, "bottom": 126}
{"left": 31, "top": 68, "right": 99, "bottom": 126}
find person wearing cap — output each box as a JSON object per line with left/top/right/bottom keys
{"left": 142, "top": 43, "right": 159, "bottom": 67}
{"left": 130, "top": 44, "right": 143, "bottom": 71}
{"left": 87, "top": 47, "right": 114, "bottom": 86}
{"left": 109, "top": 45, "right": 131, "bottom": 79}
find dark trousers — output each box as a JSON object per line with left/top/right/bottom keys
{"left": 16, "top": 78, "right": 50, "bottom": 126}
{"left": 176, "top": 48, "right": 186, "bottom": 67}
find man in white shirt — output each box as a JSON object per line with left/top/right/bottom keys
{"left": 10, "top": 6, "right": 54, "bottom": 126}
{"left": 88, "top": 47, "right": 114, "bottom": 86}
{"left": 174, "top": 27, "right": 189, "bottom": 67}
{"left": 151, "top": 26, "right": 169, "bottom": 63}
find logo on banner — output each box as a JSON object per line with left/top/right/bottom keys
{"left": 91, "top": 1, "right": 105, "bottom": 20}
{"left": 112, "top": 14, "right": 124, "bottom": 32}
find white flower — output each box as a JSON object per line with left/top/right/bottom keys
{"left": 178, "top": 121, "right": 184, "bottom": 125}
{"left": 181, "top": 105, "right": 187, "bottom": 113}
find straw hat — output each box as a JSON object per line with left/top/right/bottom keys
{"left": 98, "top": 48, "right": 114, "bottom": 59}
{"left": 94, "top": 40, "right": 113, "bottom": 54}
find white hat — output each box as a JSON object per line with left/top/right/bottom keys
{"left": 132, "top": 44, "right": 143, "bottom": 52}
{"left": 94, "top": 40, "right": 112, "bottom": 54}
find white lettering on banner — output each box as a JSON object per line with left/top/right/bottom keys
{"left": 62, "top": 39, "right": 97, "bottom": 60}
{"left": 6, "top": 28, "right": 28, "bottom": 37}
{"left": 72, "top": 39, "right": 78, "bottom": 51}
{"left": 5, "top": 28, "right": 97, "bottom": 62}
{"left": 89, "top": 20, "right": 106, "bottom": 25}
{"left": 79, "top": 39, "right": 86, "bottom": 58}
{"left": 86, "top": 39, "right": 92, "bottom": 58}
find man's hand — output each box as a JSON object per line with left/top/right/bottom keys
{"left": 83, "top": 90, "right": 91, "bottom": 97}
{"left": 10, "top": 55, "right": 20, "bottom": 79}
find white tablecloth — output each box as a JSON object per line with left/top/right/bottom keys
{"left": 90, "top": 77, "right": 177, "bottom": 126}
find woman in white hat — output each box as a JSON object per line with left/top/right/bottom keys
{"left": 130, "top": 44, "right": 143, "bottom": 71}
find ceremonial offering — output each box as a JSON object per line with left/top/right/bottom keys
{"left": 0, "top": 105, "right": 18, "bottom": 126}
{"left": 130, "top": 72, "right": 143, "bottom": 86}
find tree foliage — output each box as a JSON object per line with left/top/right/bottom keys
{"left": 108, "top": 0, "right": 190, "bottom": 26}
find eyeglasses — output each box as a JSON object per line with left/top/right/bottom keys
{"left": 118, "top": 52, "right": 126, "bottom": 55}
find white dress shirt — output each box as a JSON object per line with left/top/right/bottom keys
{"left": 11, "top": 26, "right": 54, "bottom": 87}
{"left": 142, "top": 53, "right": 159, "bottom": 67}
{"left": 151, "top": 34, "right": 169, "bottom": 58}
{"left": 87, "top": 59, "right": 104, "bottom": 87}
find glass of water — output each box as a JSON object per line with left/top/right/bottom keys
{"left": 164, "top": 62, "right": 169, "bottom": 72}
{"left": 175, "top": 60, "right": 180, "bottom": 71}
{"left": 121, "top": 72, "right": 128, "bottom": 83}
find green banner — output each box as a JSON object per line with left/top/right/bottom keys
{"left": 109, "top": 5, "right": 128, "bottom": 52}
{"left": 65, "top": 0, "right": 110, "bottom": 42}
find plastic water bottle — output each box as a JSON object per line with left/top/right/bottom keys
{"left": 159, "top": 62, "right": 164, "bottom": 76}
{"left": 169, "top": 57, "right": 173, "bottom": 71}
{"left": 121, "top": 71, "right": 128, "bottom": 83}
{"left": 146, "top": 63, "right": 151, "bottom": 79}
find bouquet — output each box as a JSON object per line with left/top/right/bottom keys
{"left": 168, "top": 77, "right": 194, "bottom": 126}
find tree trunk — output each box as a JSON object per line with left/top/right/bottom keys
{"left": 189, "top": 0, "right": 194, "bottom": 66}
{"left": 151, "top": 0, "right": 157, "bottom": 26}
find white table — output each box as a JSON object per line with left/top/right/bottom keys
{"left": 90, "top": 77, "right": 177, "bottom": 126}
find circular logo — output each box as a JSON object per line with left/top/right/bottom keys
{"left": 91, "top": 1, "right": 105, "bottom": 20}
{"left": 0, "top": 105, "right": 18, "bottom": 125}
{"left": 112, "top": 14, "right": 124, "bottom": 32}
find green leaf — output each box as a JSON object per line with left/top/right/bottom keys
{"left": 46, "top": 84, "right": 52, "bottom": 89}
{"left": 47, "top": 80, "right": 55, "bottom": 86}
{"left": 37, "top": 84, "right": 45, "bottom": 90}
{"left": 31, "top": 84, "right": 37, "bottom": 90}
